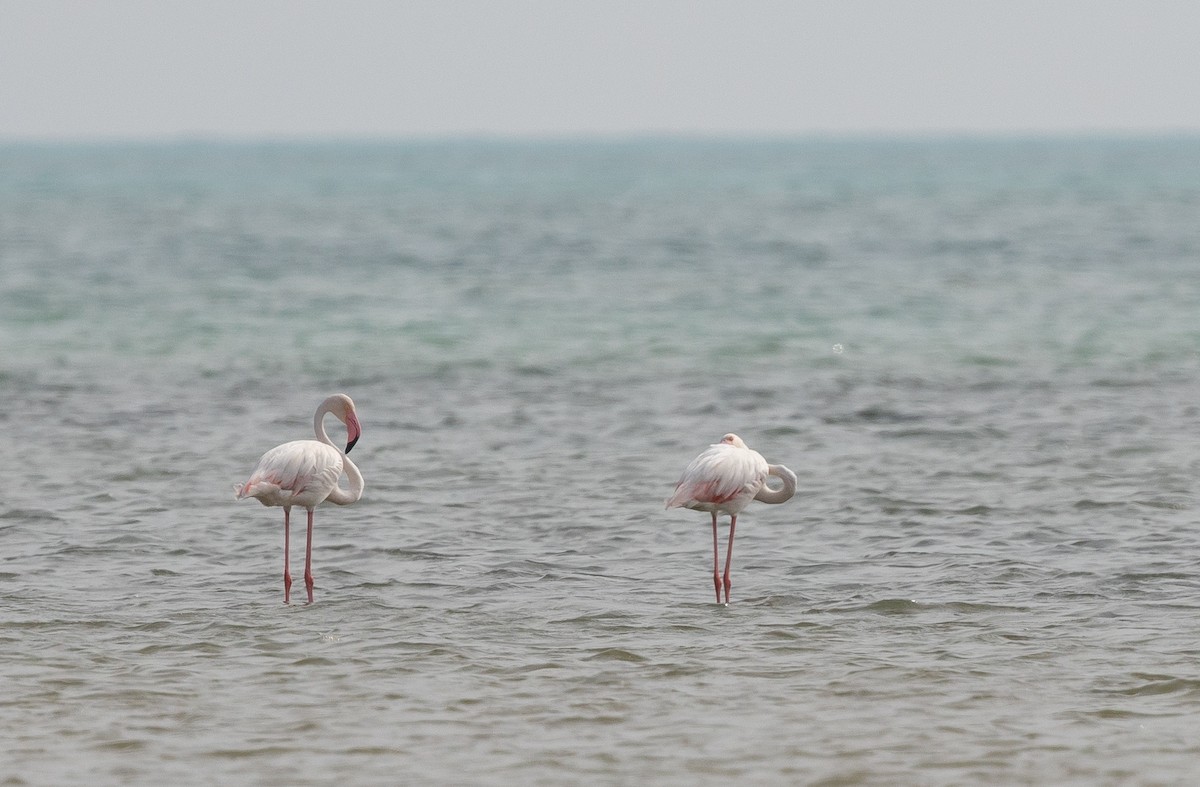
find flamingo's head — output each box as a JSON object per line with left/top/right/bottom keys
{"left": 720, "top": 433, "right": 747, "bottom": 449}
{"left": 323, "top": 393, "right": 361, "bottom": 453}
{"left": 344, "top": 410, "right": 361, "bottom": 454}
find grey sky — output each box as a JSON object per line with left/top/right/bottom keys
{"left": 2, "top": 0, "right": 1199, "bottom": 138}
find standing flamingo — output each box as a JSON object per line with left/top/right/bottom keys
{"left": 666, "top": 433, "right": 797, "bottom": 604}
{"left": 235, "top": 394, "right": 365, "bottom": 604}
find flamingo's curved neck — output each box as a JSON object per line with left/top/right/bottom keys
{"left": 326, "top": 455, "right": 365, "bottom": 505}
{"left": 314, "top": 405, "right": 335, "bottom": 448}
{"left": 312, "top": 402, "right": 364, "bottom": 505}
{"left": 754, "top": 464, "right": 797, "bottom": 504}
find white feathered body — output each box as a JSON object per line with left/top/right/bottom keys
{"left": 235, "top": 439, "right": 346, "bottom": 510}
{"left": 666, "top": 440, "right": 770, "bottom": 517}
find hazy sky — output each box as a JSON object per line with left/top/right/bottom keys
{"left": 2, "top": 0, "right": 1199, "bottom": 139}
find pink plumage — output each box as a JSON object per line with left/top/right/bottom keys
{"left": 237, "top": 440, "right": 348, "bottom": 509}
{"left": 666, "top": 434, "right": 771, "bottom": 512}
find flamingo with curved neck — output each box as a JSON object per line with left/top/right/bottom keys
{"left": 235, "top": 394, "right": 365, "bottom": 604}
{"left": 666, "top": 433, "right": 797, "bottom": 603}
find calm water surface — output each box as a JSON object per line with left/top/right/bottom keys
{"left": 2, "top": 138, "right": 1200, "bottom": 784}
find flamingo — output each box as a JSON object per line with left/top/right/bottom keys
{"left": 235, "top": 394, "right": 365, "bottom": 604}
{"left": 666, "top": 433, "right": 797, "bottom": 604}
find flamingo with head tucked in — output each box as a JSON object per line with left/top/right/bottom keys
{"left": 667, "top": 433, "right": 797, "bottom": 604}
{"left": 236, "top": 394, "right": 365, "bottom": 604}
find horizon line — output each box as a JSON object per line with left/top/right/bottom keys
{"left": 3, "top": 128, "right": 1200, "bottom": 146}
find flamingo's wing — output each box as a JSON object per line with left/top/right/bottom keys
{"left": 666, "top": 443, "right": 768, "bottom": 508}
{"left": 236, "top": 439, "right": 343, "bottom": 504}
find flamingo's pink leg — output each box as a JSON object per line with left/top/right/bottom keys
{"left": 722, "top": 515, "right": 737, "bottom": 604}
{"left": 304, "top": 509, "right": 315, "bottom": 604}
{"left": 283, "top": 507, "right": 292, "bottom": 605}
{"left": 711, "top": 511, "right": 722, "bottom": 603}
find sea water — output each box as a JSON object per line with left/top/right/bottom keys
{"left": 2, "top": 137, "right": 1200, "bottom": 784}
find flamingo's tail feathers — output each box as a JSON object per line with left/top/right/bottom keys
{"left": 665, "top": 485, "right": 688, "bottom": 509}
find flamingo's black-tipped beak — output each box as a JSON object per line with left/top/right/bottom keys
{"left": 345, "top": 412, "right": 362, "bottom": 454}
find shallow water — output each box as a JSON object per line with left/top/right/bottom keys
{"left": 3, "top": 138, "right": 1200, "bottom": 784}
